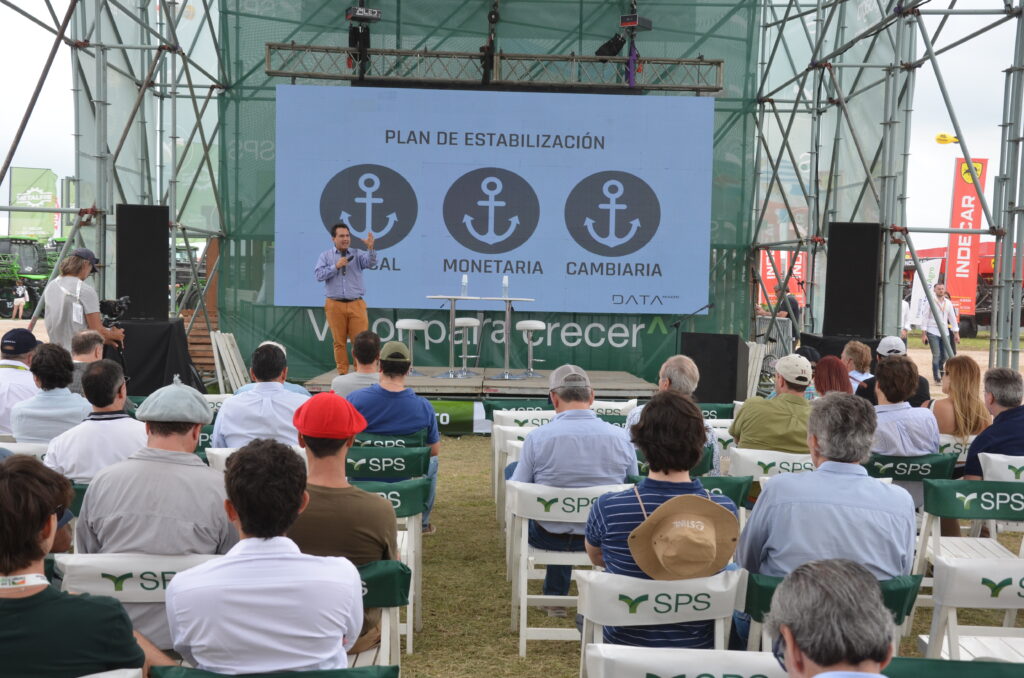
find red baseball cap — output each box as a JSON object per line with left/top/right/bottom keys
{"left": 293, "top": 392, "right": 367, "bottom": 439}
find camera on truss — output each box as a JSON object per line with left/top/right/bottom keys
{"left": 100, "top": 296, "right": 131, "bottom": 326}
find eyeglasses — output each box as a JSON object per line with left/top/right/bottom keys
{"left": 772, "top": 634, "right": 786, "bottom": 671}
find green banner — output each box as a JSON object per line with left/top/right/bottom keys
{"left": 9, "top": 167, "right": 58, "bottom": 239}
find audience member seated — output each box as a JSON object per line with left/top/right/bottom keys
{"left": 923, "top": 355, "right": 990, "bottom": 441}
{"left": 841, "top": 340, "right": 873, "bottom": 392}
{"left": 287, "top": 392, "right": 398, "bottom": 655}
{"left": 625, "top": 354, "right": 723, "bottom": 475}
{"left": 69, "top": 330, "right": 104, "bottom": 396}
{"left": 729, "top": 354, "right": 813, "bottom": 453}
{"left": 332, "top": 330, "right": 381, "bottom": 397}
{"left": 348, "top": 341, "right": 441, "bottom": 533}
{"left": 813, "top": 355, "right": 852, "bottom": 396}
{"left": 736, "top": 393, "right": 915, "bottom": 579}
{"left": 212, "top": 343, "right": 309, "bottom": 448}
{"left": 855, "top": 336, "right": 931, "bottom": 407}
{"left": 166, "top": 439, "right": 363, "bottom": 673}
{"left": 509, "top": 364, "right": 637, "bottom": 617}
{"left": 963, "top": 367, "right": 1024, "bottom": 480}
{"left": 11, "top": 343, "right": 90, "bottom": 443}
{"left": 77, "top": 378, "right": 237, "bottom": 649}
{"left": 0, "top": 328, "right": 40, "bottom": 435}
{"left": 585, "top": 390, "right": 738, "bottom": 647}
{"left": 765, "top": 559, "right": 894, "bottom": 677}
{"left": 44, "top": 360, "right": 147, "bottom": 483}
{"left": 233, "top": 341, "right": 311, "bottom": 396}
{"left": 870, "top": 356, "right": 939, "bottom": 505}
{"left": 767, "top": 346, "right": 821, "bottom": 401}
{"left": 0, "top": 448, "right": 73, "bottom": 554}
{"left": 0, "top": 455, "right": 173, "bottom": 676}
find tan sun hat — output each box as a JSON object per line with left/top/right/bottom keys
{"left": 627, "top": 494, "right": 739, "bottom": 580}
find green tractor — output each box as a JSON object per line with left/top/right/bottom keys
{"left": 0, "top": 236, "right": 49, "bottom": 317}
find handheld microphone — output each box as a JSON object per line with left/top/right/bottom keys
{"left": 341, "top": 249, "right": 350, "bottom": 276}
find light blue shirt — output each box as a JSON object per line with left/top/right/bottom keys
{"left": 625, "top": 403, "right": 722, "bottom": 476}
{"left": 872, "top": 402, "right": 940, "bottom": 505}
{"left": 211, "top": 382, "right": 309, "bottom": 448}
{"left": 313, "top": 247, "right": 377, "bottom": 300}
{"left": 11, "top": 388, "right": 91, "bottom": 443}
{"left": 735, "top": 461, "right": 916, "bottom": 579}
{"left": 510, "top": 409, "right": 637, "bottom": 534}
{"left": 234, "top": 381, "right": 311, "bottom": 397}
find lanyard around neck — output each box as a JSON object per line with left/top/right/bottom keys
{"left": 0, "top": 573, "right": 49, "bottom": 589}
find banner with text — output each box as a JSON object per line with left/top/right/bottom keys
{"left": 758, "top": 250, "right": 807, "bottom": 306}
{"left": 945, "top": 157, "right": 987, "bottom": 316}
{"left": 275, "top": 86, "right": 713, "bottom": 315}
{"left": 9, "top": 167, "right": 59, "bottom": 239}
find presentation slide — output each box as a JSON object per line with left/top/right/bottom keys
{"left": 275, "top": 85, "right": 713, "bottom": 315}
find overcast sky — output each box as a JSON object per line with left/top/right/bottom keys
{"left": 0, "top": 2, "right": 1017, "bottom": 253}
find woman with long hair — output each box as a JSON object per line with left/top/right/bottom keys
{"left": 813, "top": 355, "right": 853, "bottom": 396}
{"left": 924, "top": 354, "right": 990, "bottom": 439}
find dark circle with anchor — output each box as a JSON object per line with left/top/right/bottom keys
{"left": 442, "top": 168, "right": 540, "bottom": 254}
{"left": 564, "top": 171, "right": 660, "bottom": 257}
{"left": 319, "top": 164, "right": 418, "bottom": 250}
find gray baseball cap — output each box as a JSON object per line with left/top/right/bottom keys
{"left": 136, "top": 376, "right": 213, "bottom": 425}
{"left": 549, "top": 364, "right": 591, "bottom": 391}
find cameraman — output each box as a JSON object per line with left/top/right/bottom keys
{"left": 40, "top": 249, "right": 125, "bottom": 352}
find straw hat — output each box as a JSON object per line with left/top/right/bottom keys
{"left": 627, "top": 494, "right": 739, "bottom": 580}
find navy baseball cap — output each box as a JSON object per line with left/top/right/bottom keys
{"left": 70, "top": 248, "right": 100, "bottom": 273}
{"left": 1, "top": 328, "right": 41, "bottom": 355}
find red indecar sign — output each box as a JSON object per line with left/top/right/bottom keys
{"left": 945, "top": 157, "right": 988, "bottom": 316}
{"left": 759, "top": 250, "right": 807, "bottom": 306}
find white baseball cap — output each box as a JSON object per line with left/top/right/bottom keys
{"left": 876, "top": 336, "right": 907, "bottom": 357}
{"left": 775, "top": 354, "right": 813, "bottom": 386}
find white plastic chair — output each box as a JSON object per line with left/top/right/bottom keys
{"left": 5, "top": 442, "right": 49, "bottom": 460}
{"left": 506, "top": 480, "right": 632, "bottom": 657}
{"left": 493, "top": 409, "right": 556, "bottom": 428}
{"left": 576, "top": 569, "right": 745, "bottom": 678}
{"left": 584, "top": 644, "right": 785, "bottom": 678}
{"left": 205, "top": 445, "right": 305, "bottom": 472}
{"left": 728, "top": 447, "right": 814, "bottom": 478}
{"left": 921, "top": 556, "right": 1024, "bottom": 661}
{"left": 938, "top": 433, "right": 977, "bottom": 465}
{"left": 54, "top": 553, "right": 220, "bottom": 602}
{"left": 590, "top": 400, "right": 637, "bottom": 416}
{"left": 491, "top": 424, "right": 535, "bottom": 501}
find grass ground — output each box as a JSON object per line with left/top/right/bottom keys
{"left": 404, "top": 434, "right": 1022, "bottom": 677}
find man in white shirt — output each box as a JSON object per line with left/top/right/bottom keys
{"left": 166, "top": 439, "right": 363, "bottom": 673}
{"left": 211, "top": 343, "right": 309, "bottom": 448}
{"left": 919, "top": 282, "right": 960, "bottom": 384}
{"left": 331, "top": 331, "right": 381, "bottom": 397}
{"left": 45, "top": 359, "right": 147, "bottom": 482}
{"left": 0, "top": 328, "right": 40, "bottom": 435}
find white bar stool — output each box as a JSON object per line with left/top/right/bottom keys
{"left": 515, "top": 320, "right": 546, "bottom": 378}
{"left": 395, "top": 318, "right": 429, "bottom": 376}
{"left": 454, "top": 317, "right": 481, "bottom": 377}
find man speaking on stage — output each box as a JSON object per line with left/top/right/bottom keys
{"left": 314, "top": 224, "right": 376, "bottom": 374}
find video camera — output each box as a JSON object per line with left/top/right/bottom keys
{"left": 100, "top": 295, "right": 131, "bottom": 327}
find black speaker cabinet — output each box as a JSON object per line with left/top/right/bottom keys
{"left": 800, "top": 333, "right": 881, "bottom": 361}
{"left": 679, "top": 332, "right": 749, "bottom": 403}
{"left": 115, "top": 204, "right": 170, "bottom": 320}
{"left": 822, "top": 222, "right": 882, "bottom": 337}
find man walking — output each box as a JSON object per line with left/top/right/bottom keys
{"left": 314, "top": 225, "right": 376, "bottom": 374}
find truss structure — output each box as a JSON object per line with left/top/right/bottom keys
{"left": 0, "top": 0, "right": 222, "bottom": 339}
{"left": 265, "top": 43, "right": 724, "bottom": 93}
{"left": 753, "top": 0, "right": 1024, "bottom": 370}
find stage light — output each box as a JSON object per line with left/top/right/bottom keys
{"left": 595, "top": 33, "right": 626, "bottom": 58}
{"left": 935, "top": 133, "right": 959, "bottom": 144}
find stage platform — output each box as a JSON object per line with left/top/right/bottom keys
{"left": 305, "top": 367, "right": 656, "bottom": 400}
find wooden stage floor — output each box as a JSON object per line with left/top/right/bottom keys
{"left": 305, "top": 366, "right": 656, "bottom": 399}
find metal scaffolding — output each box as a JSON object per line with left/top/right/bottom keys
{"left": 0, "top": 0, "right": 223, "bottom": 340}
{"left": 752, "top": 0, "right": 1024, "bottom": 372}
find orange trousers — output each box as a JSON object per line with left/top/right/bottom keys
{"left": 325, "top": 298, "right": 368, "bottom": 374}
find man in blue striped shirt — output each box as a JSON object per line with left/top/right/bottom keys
{"left": 585, "top": 390, "right": 738, "bottom": 647}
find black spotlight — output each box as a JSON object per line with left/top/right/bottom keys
{"left": 595, "top": 33, "right": 626, "bottom": 58}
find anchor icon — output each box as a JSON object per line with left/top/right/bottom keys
{"left": 340, "top": 172, "right": 398, "bottom": 240}
{"left": 462, "top": 177, "right": 520, "bottom": 245}
{"left": 584, "top": 179, "right": 641, "bottom": 248}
